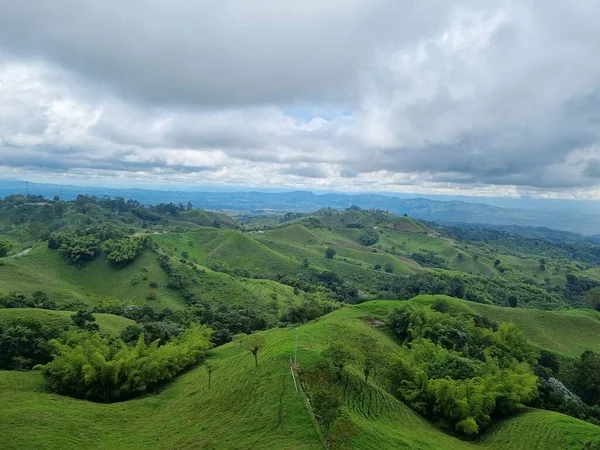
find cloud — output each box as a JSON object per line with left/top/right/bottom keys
{"left": 0, "top": 1, "right": 600, "bottom": 198}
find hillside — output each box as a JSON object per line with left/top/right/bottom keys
{"left": 0, "top": 245, "right": 186, "bottom": 310}
{"left": 1, "top": 301, "right": 599, "bottom": 449}
{"left": 406, "top": 295, "right": 600, "bottom": 358}
{"left": 0, "top": 308, "right": 134, "bottom": 335}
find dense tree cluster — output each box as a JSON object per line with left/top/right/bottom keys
{"left": 379, "top": 271, "right": 562, "bottom": 309}
{"left": 0, "top": 318, "right": 64, "bottom": 370}
{"left": 48, "top": 223, "right": 130, "bottom": 266}
{"left": 385, "top": 301, "right": 539, "bottom": 435}
{"left": 0, "top": 291, "right": 59, "bottom": 310}
{"left": 37, "top": 324, "right": 212, "bottom": 402}
{"left": 564, "top": 274, "right": 600, "bottom": 305}
{"left": 358, "top": 229, "right": 379, "bottom": 246}
{"left": 410, "top": 250, "right": 449, "bottom": 269}
{"left": 280, "top": 293, "right": 339, "bottom": 324}
{"left": 103, "top": 236, "right": 148, "bottom": 267}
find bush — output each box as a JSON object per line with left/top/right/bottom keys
{"left": 146, "top": 291, "right": 157, "bottom": 300}
{"left": 103, "top": 236, "right": 147, "bottom": 267}
{"left": 0, "top": 239, "right": 12, "bottom": 257}
{"left": 149, "top": 281, "right": 159, "bottom": 288}
{"left": 325, "top": 248, "right": 336, "bottom": 259}
{"left": 411, "top": 251, "right": 448, "bottom": 269}
{"left": 37, "top": 324, "right": 212, "bottom": 402}
{"left": 0, "top": 319, "right": 63, "bottom": 370}
{"left": 58, "top": 234, "right": 101, "bottom": 266}
{"left": 358, "top": 229, "right": 379, "bottom": 246}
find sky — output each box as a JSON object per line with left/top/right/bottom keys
{"left": 1, "top": 0, "right": 600, "bottom": 199}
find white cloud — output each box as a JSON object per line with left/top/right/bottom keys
{"left": 0, "top": 1, "right": 600, "bottom": 198}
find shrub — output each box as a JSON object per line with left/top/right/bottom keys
{"left": 103, "top": 236, "right": 147, "bottom": 267}
{"left": 358, "top": 229, "right": 379, "bottom": 246}
{"left": 146, "top": 291, "right": 157, "bottom": 300}
{"left": 325, "top": 248, "right": 336, "bottom": 259}
{"left": 0, "top": 319, "right": 63, "bottom": 370}
{"left": 37, "top": 324, "right": 212, "bottom": 402}
{"left": 0, "top": 239, "right": 12, "bottom": 257}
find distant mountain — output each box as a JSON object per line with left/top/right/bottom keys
{"left": 1, "top": 180, "right": 599, "bottom": 235}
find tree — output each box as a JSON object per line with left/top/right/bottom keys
{"left": 15, "top": 229, "right": 29, "bottom": 249}
{"left": 236, "top": 333, "right": 267, "bottom": 367}
{"left": 507, "top": 295, "right": 518, "bottom": 308}
{"left": 205, "top": 360, "right": 215, "bottom": 389}
{"left": 0, "top": 319, "right": 60, "bottom": 370}
{"left": 358, "top": 229, "right": 379, "bottom": 246}
{"left": 384, "top": 263, "right": 394, "bottom": 273}
{"left": 374, "top": 264, "right": 381, "bottom": 271}
{"left": 0, "top": 239, "right": 12, "bottom": 257}
{"left": 71, "top": 310, "right": 99, "bottom": 331}
{"left": 102, "top": 237, "right": 146, "bottom": 267}
{"left": 574, "top": 350, "right": 600, "bottom": 405}
{"left": 325, "top": 248, "right": 336, "bottom": 259}
{"left": 321, "top": 341, "right": 360, "bottom": 380}
{"left": 585, "top": 288, "right": 600, "bottom": 311}
{"left": 494, "top": 259, "right": 501, "bottom": 267}
{"left": 538, "top": 350, "right": 560, "bottom": 375}
{"left": 27, "top": 222, "right": 46, "bottom": 241}
{"left": 473, "top": 254, "right": 479, "bottom": 261}
{"left": 457, "top": 252, "right": 464, "bottom": 261}
{"left": 356, "top": 334, "right": 386, "bottom": 384}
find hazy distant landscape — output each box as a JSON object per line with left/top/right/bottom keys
{"left": 2, "top": 180, "right": 599, "bottom": 235}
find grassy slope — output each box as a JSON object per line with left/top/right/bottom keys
{"left": 0, "top": 308, "right": 135, "bottom": 335}
{"left": 0, "top": 245, "right": 185, "bottom": 310}
{"left": 406, "top": 295, "right": 600, "bottom": 358}
{"left": 468, "top": 302, "right": 600, "bottom": 357}
{"left": 0, "top": 329, "right": 322, "bottom": 449}
{"left": 1, "top": 301, "right": 599, "bottom": 449}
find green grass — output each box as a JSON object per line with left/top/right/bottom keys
{"left": 0, "top": 308, "right": 135, "bottom": 335}
{"left": 0, "top": 245, "right": 185, "bottom": 310}
{"left": 583, "top": 267, "right": 600, "bottom": 282}
{"left": 1, "top": 300, "right": 598, "bottom": 449}
{"left": 179, "top": 210, "right": 239, "bottom": 229}
{"left": 404, "top": 295, "right": 600, "bottom": 358}
{"left": 467, "top": 302, "right": 600, "bottom": 358}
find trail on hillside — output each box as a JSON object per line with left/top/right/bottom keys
{"left": 0, "top": 248, "right": 31, "bottom": 260}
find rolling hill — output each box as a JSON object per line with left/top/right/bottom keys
{"left": 1, "top": 300, "right": 599, "bottom": 449}
{"left": 0, "top": 308, "right": 135, "bottom": 336}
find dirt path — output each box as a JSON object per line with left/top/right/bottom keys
{"left": 0, "top": 247, "right": 32, "bottom": 260}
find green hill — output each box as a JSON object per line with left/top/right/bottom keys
{"left": 400, "top": 295, "right": 600, "bottom": 357}
{"left": 0, "top": 245, "right": 186, "bottom": 310}
{"left": 179, "top": 210, "right": 239, "bottom": 229}
{"left": 0, "top": 308, "right": 135, "bottom": 335}
{"left": 1, "top": 301, "right": 599, "bottom": 449}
